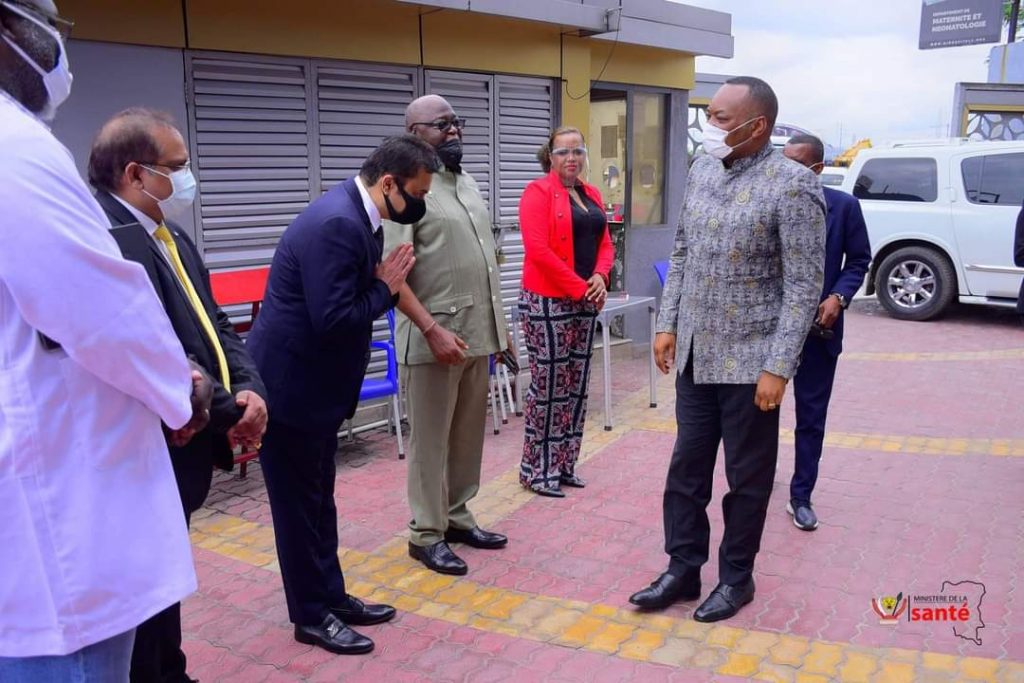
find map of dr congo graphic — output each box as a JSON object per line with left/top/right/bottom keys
{"left": 941, "top": 580, "right": 986, "bottom": 645}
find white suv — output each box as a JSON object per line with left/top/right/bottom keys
{"left": 838, "top": 139, "right": 1024, "bottom": 321}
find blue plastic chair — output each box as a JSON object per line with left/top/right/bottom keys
{"left": 654, "top": 260, "right": 670, "bottom": 286}
{"left": 357, "top": 310, "right": 405, "bottom": 459}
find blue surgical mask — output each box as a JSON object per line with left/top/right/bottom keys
{"left": 1, "top": 2, "right": 74, "bottom": 122}
{"left": 141, "top": 166, "right": 198, "bottom": 220}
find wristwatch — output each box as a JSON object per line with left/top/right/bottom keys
{"left": 830, "top": 292, "right": 848, "bottom": 309}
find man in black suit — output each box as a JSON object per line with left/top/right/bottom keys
{"left": 247, "top": 135, "right": 436, "bottom": 655}
{"left": 88, "top": 108, "right": 268, "bottom": 683}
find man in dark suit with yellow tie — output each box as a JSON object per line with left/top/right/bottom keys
{"left": 88, "top": 108, "right": 268, "bottom": 683}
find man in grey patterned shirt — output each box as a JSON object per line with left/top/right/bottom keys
{"left": 629, "top": 77, "right": 825, "bottom": 622}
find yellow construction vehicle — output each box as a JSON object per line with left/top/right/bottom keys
{"left": 833, "top": 138, "right": 872, "bottom": 167}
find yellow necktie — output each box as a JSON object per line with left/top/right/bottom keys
{"left": 154, "top": 224, "right": 231, "bottom": 391}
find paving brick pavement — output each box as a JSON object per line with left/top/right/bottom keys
{"left": 182, "top": 301, "right": 1024, "bottom": 681}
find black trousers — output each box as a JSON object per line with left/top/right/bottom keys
{"left": 663, "top": 359, "right": 780, "bottom": 586}
{"left": 259, "top": 420, "right": 348, "bottom": 626}
{"left": 130, "top": 509, "right": 192, "bottom": 683}
{"left": 130, "top": 449, "right": 212, "bottom": 683}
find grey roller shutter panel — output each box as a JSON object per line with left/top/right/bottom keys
{"left": 186, "top": 55, "right": 313, "bottom": 269}
{"left": 424, "top": 70, "right": 493, "bottom": 213}
{"left": 495, "top": 75, "right": 554, "bottom": 225}
{"left": 496, "top": 230, "right": 528, "bottom": 364}
{"left": 496, "top": 75, "right": 555, "bottom": 365}
{"left": 314, "top": 64, "right": 419, "bottom": 384}
{"left": 317, "top": 64, "right": 418, "bottom": 193}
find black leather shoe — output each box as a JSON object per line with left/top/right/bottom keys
{"left": 408, "top": 541, "right": 468, "bottom": 575}
{"left": 628, "top": 572, "right": 701, "bottom": 610}
{"left": 787, "top": 500, "right": 819, "bottom": 531}
{"left": 693, "top": 580, "right": 755, "bottom": 623}
{"left": 559, "top": 474, "right": 586, "bottom": 488}
{"left": 294, "top": 614, "right": 374, "bottom": 655}
{"left": 444, "top": 526, "right": 508, "bottom": 549}
{"left": 530, "top": 485, "right": 565, "bottom": 498}
{"left": 330, "top": 595, "right": 396, "bottom": 626}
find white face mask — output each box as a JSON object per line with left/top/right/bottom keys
{"left": 1, "top": 3, "right": 73, "bottom": 122}
{"left": 701, "top": 116, "right": 762, "bottom": 160}
{"left": 142, "top": 166, "right": 197, "bottom": 220}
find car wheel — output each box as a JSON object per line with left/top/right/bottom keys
{"left": 875, "top": 246, "right": 956, "bottom": 321}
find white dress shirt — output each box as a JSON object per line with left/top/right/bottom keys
{"left": 354, "top": 175, "right": 383, "bottom": 233}
{"left": 0, "top": 92, "right": 198, "bottom": 657}
{"left": 110, "top": 192, "right": 173, "bottom": 264}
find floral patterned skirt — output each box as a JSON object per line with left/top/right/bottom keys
{"left": 518, "top": 290, "right": 598, "bottom": 489}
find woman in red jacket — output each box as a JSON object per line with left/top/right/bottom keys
{"left": 517, "top": 126, "right": 614, "bottom": 497}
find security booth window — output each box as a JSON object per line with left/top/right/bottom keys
{"left": 853, "top": 158, "right": 938, "bottom": 202}
{"left": 591, "top": 92, "right": 627, "bottom": 223}
{"left": 961, "top": 153, "right": 1024, "bottom": 206}
{"left": 588, "top": 87, "right": 669, "bottom": 296}
{"left": 631, "top": 92, "right": 666, "bottom": 225}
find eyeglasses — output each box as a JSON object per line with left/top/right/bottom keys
{"left": 139, "top": 160, "right": 192, "bottom": 174}
{"left": 551, "top": 147, "right": 588, "bottom": 158}
{"left": 1, "top": 0, "right": 74, "bottom": 41}
{"left": 409, "top": 116, "right": 466, "bottom": 133}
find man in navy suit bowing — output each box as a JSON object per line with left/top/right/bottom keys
{"left": 783, "top": 134, "right": 871, "bottom": 531}
{"left": 248, "top": 135, "right": 438, "bottom": 655}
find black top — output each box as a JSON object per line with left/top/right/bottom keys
{"left": 570, "top": 187, "right": 607, "bottom": 280}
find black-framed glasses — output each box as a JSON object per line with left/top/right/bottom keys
{"left": 1, "top": 0, "right": 74, "bottom": 41}
{"left": 409, "top": 116, "right": 466, "bottom": 133}
{"left": 551, "top": 147, "right": 588, "bottom": 158}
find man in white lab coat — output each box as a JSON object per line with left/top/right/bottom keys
{"left": 0, "top": 0, "right": 212, "bottom": 680}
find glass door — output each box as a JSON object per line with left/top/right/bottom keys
{"left": 590, "top": 89, "right": 628, "bottom": 292}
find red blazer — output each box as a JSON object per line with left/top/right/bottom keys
{"left": 519, "top": 171, "right": 615, "bottom": 300}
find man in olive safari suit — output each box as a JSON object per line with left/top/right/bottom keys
{"left": 384, "top": 95, "right": 513, "bottom": 576}
{"left": 629, "top": 77, "right": 825, "bottom": 623}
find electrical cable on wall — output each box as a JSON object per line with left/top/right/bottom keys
{"left": 563, "top": 11, "right": 622, "bottom": 101}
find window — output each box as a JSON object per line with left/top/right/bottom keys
{"left": 853, "top": 158, "right": 937, "bottom": 202}
{"left": 631, "top": 92, "right": 666, "bottom": 225}
{"left": 590, "top": 88, "right": 668, "bottom": 226}
{"left": 961, "top": 153, "right": 1024, "bottom": 206}
{"left": 590, "top": 92, "right": 626, "bottom": 223}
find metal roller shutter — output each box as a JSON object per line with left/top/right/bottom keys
{"left": 186, "top": 55, "right": 314, "bottom": 269}
{"left": 495, "top": 75, "right": 555, "bottom": 365}
{"left": 314, "top": 64, "right": 419, "bottom": 378}
{"left": 316, "top": 63, "right": 419, "bottom": 193}
{"left": 423, "top": 70, "right": 494, "bottom": 212}
{"left": 495, "top": 75, "right": 554, "bottom": 225}
{"left": 186, "top": 55, "right": 557, "bottom": 385}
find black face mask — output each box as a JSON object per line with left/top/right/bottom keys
{"left": 383, "top": 178, "right": 427, "bottom": 224}
{"left": 436, "top": 139, "right": 463, "bottom": 172}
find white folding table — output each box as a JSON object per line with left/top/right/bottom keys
{"left": 594, "top": 295, "right": 658, "bottom": 430}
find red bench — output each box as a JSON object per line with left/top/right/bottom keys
{"left": 209, "top": 266, "right": 270, "bottom": 477}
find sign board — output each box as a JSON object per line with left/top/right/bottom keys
{"left": 919, "top": 0, "right": 1003, "bottom": 50}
